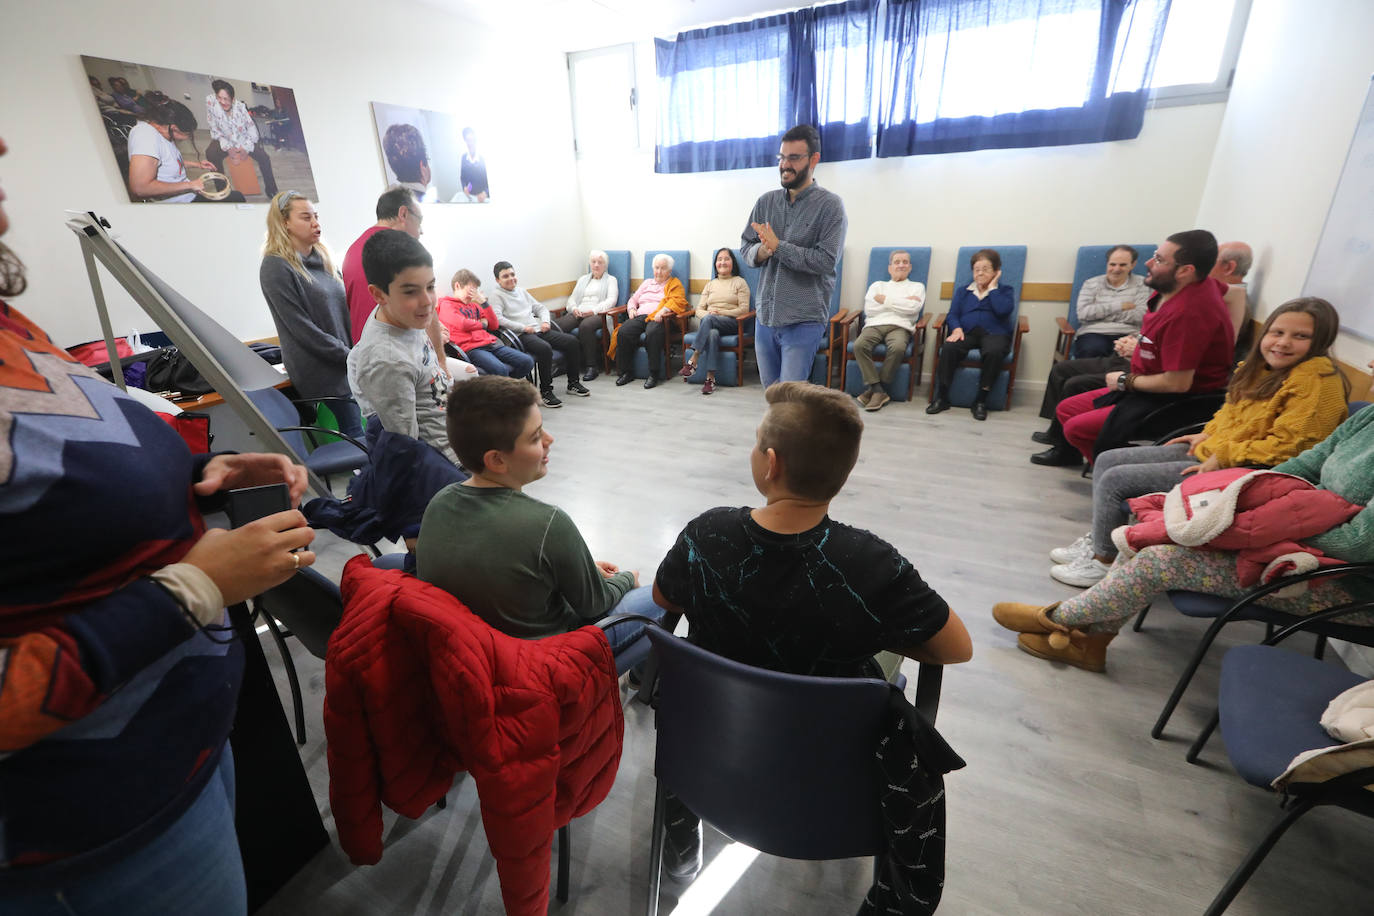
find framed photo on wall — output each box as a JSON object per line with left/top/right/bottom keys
{"left": 370, "top": 102, "right": 491, "bottom": 204}
{"left": 82, "top": 54, "right": 318, "bottom": 204}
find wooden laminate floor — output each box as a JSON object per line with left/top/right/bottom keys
{"left": 254, "top": 372, "right": 1372, "bottom": 916}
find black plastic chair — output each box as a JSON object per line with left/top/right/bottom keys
{"left": 642, "top": 628, "right": 943, "bottom": 915}
{"left": 1199, "top": 644, "right": 1374, "bottom": 914}
{"left": 253, "top": 566, "right": 345, "bottom": 745}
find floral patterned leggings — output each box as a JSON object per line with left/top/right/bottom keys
{"left": 1052, "top": 544, "right": 1369, "bottom": 634}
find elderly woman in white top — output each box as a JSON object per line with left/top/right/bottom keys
{"left": 205, "top": 79, "right": 278, "bottom": 197}
{"left": 555, "top": 249, "right": 620, "bottom": 381}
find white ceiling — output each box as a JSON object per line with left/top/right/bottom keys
{"left": 419, "top": 0, "right": 814, "bottom": 52}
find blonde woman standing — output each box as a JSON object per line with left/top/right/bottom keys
{"left": 259, "top": 189, "right": 363, "bottom": 438}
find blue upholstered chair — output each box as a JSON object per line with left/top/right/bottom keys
{"left": 839, "top": 246, "right": 932, "bottom": 402}
{"left": 928, "top": 245, "right": 1029, "bottom": 409}
{"left": 1196, "top": 645, "right": 1374, "bottom": 915}
{"left": 609, "top": 250, "right": 690, "bottom": 380}
{"left": 808, "top": 252, "right": 846, "bottom": 386}
{"left": 1055, "top": 243, "right": 1155, "bottom": 361}
{"left": 682, "top": 249, "right": 762, "bottom": 387}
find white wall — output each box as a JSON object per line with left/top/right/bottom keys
{"left": 575, "top": 40, "right": 1227, "bottom": 390}
{"left": 1195, "top": 0, "right": 1374, "bottom": 370}
{"left": 0, "top": 0, "right": 585, "bottom": 347}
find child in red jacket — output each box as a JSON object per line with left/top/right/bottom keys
{"left": 437, "top": 269, "right": 535, "bottom": 379}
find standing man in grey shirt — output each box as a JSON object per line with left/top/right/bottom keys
{"left": 740, "top": 124, "right": 847, "bottom": 387}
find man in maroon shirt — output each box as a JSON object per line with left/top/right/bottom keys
{"left": 342, "top": 186, "right": 444, "bottom": 358}
{"left": 1045, "top": 229, "right": 1233, "bottom": 466}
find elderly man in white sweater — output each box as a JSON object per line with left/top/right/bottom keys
{"left": 854, "top": 250, "right": 925, "bottom": 411}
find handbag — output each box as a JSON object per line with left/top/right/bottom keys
{"left": 144, "top": 347, "right": 214, "bottom": 396}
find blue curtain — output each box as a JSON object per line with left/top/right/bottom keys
{"left": 875, "top": 0, "right": 1171, "bottom": 157}
{"left": 655, "top": 0, "right": 876, "bottom": 174}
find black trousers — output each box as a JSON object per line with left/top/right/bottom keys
{"left": 206, "top": 141, "right": 279, "bottom": 197}
{"left": 519, "top": 329, "right": 581, "bottom": 390}
{"left": 613, "top": 317, "right": 666, "bottom": 377}
{"left": 1038, "top": 355, "right": 1129, "bottom": 419}
{"left": 936, "top": 327, "right": 1010, "bottom": 394}
{"left": 554, "top": 312, "right": 605, "bottom": 367}
{"left": 1071, "top": 332, "right": 1122, "bottom": 359}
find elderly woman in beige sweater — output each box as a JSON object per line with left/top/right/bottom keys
{"left": 680, "top": 247, "right": 751, "bottom": 394}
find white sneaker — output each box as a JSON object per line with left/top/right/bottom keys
{"left": 1049, "top": 534, "right": 1093, "bottom": 565}
{"left": 1051, "top": 555, "right": 1111, "bottom": 588}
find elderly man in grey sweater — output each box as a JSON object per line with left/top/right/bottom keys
{"left": 486, "top": 260, "right": 589, "bottom": 409}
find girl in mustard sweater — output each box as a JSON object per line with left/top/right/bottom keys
{"left": 1046, "top": 297, "right": 1349, "bottom": 589}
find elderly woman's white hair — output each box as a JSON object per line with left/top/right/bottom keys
{"left": 588, "top": 249, "right": 608, "bottom": 265}
{"left": 651, "top": 252, "right": 675, "bottom": 270}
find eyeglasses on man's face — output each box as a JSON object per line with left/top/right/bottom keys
{"left": 776, "top": 153, "right": 810, "bottom": 164}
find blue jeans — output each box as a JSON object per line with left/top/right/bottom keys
{"left": 11, "top": 747, "right": 246, "bottom": 916}
{"left": 690, "top": 314, "right": 739, "bottom": 373}
{"left": 466, "top": 344, "right": 535, "bottom": 378}
{"left": 327, "top": 399, "right": 365, "bottom": 440}
{"left": 755, "top": 320, "right": 826, "bottom": 388}
{"left": 599, "top": 585, "right": 668, "bottom": 674}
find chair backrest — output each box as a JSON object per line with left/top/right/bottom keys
{"left": 826, "top": 251, "right": 845, "bottom": 319}
{"left": 246, "top": 386, "right": 309, "bottom": 459}
{"left": 952, "top": 245, "right": 1027, "bottom": 317}
{"left": 603, "top": 249, "right": 631, "bottom": 307}
{"left": 1068, "top": 243, "right": 1156, "bottom": 330}
{"left": 646, "top": 627, "right": 889, "bottom": 860}
{"left": 729, "top": 248, "right": 762, "bottom": 306}
{"left": 255, "top": 566, "right": 343, "bottom": 659}
{"left": 643, "top": 250, "right": 690, "bottom": 291}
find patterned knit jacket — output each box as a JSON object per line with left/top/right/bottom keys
{"left": 0, "top": 302, "right": 241, "bottom": 886}
{"left": 1193, "top": 357, "right": 1348, "bottom": 468}
{"left": 324, "top": 556, "right": 624, "bottom": 916}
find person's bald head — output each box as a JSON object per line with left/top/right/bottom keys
{"left": 1212, "top": 241, "right": 1253, "bottom": 283}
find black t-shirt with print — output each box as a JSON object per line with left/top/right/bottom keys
{"left": 655, "top": 507, "right": 949, "bottom": 678}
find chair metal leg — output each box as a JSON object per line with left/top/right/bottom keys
{"left": 1314, "top": 633, "right": 1328, "bottom": 660}
{"left": 436, "top": 795, "right": 446, "bottom": 810}
{"left": 1152, "top": 615, "right": 1231, "bottom": 739}
{"left": 1203, "top": 797, "right": 1316, "bottom": 916}
{"left": 1186, "top": 709, "right": 1221, "bottom": 763}
{"left": 1132, "top": 604, "right": 1150, "bottom": 632}
{"left": 647, "top": 780, "right": 667, "bottom": 916}
{"left": 259, "top": 608, "right": 307, "bottom": 746}
{"left": 556, "top": 823, "right": 570, "bottom": 903}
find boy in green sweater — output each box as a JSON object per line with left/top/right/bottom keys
{"left": 416, "top": 376, "right": 665, "bottom": 663}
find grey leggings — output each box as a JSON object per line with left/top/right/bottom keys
{"left": 1091, "top": 443, "right": 1197, "bottom": 557}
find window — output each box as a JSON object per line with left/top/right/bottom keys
{"left": 567, "top": 44, "right": 639, "bottom": 156}
{"left": 1149, "top": 0, "right": 1252, "bottom": 104}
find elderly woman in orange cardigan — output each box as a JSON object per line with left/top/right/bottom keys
{"left": 610, "top": 252, "right": 690, "bottom": 389}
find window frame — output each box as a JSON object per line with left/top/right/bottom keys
{"left": 1147, "top": 0, "right": 1253, "bottom": 108}
{"left": 567, "top": 42, "right": 640, "bottom": 157}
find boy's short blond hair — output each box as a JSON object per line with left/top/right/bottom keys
{"left": 758, "top": 382, "right": 863, "bottom": 501}
{"left": 451, "top": 268, "right": 481, "bottom": 290}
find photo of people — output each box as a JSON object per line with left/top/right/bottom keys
{"left": 370, "top": 102, "right": 491, "bottom": 203}
{"left": 82, "top": 55, "right": 318, "bottom": 204}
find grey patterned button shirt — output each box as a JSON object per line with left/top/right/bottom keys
{"left": 740, "top": 182, "right": 847, "bottom": 328}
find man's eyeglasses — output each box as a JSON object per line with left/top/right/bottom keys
{"left": 776, "top": 153, "right": 810, "bottom": 164}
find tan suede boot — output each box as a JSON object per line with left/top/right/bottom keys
{"left": 991, "top": 601, "right": 1061, "bottom": 634}
{"left": 1016, "top": 631, "right": 1115, "bottom": 673}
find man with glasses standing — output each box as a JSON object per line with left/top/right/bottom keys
{"left": 740, "top": 124, "right": 847, "bottom": 387}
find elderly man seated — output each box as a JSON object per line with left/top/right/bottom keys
{"left": 1070, "top": 245, "right": 1149, "bottom": 359}
{"left": 853, "top": 249, "right": 925, "bottom": 412}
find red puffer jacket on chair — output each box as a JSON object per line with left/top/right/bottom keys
{"left": 323, "top": 555, "right": 624, "bottom": 916}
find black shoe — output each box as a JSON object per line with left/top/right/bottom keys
{"left": 1031, "top": 429, "right": 1055, "bottom": 445}
{"left": 663, "top": 822, "right": 703, "bottom": 883}
{"left": 540, "top": 390, "right": 563, "bottom": 409}
{"left": 643, "top": 376, "right": 660, "bottom": 389}
{"left": 582, "top": 367, "right": 599, "bottom": 382}
{"left": 615, "top": 373, "right": 634, "bottom": 386}
{"left": 1030, "top": 445, "right": 1083, "bottom": 467}
{"left": 926, "top": 398, "right": 951, "bottom": 415}
{"left": 971, "top": 401, "right": 988, "bottom": 421}
{"left": 566, "top": 381, "right": 590, "bottom": 397}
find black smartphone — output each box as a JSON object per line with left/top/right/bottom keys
{"left": 225, "top": 483, "right": 291, "bottom": 528}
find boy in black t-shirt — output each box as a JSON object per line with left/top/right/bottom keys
{"left": 651, "top": 381, "right": 972, "bottom": 880}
